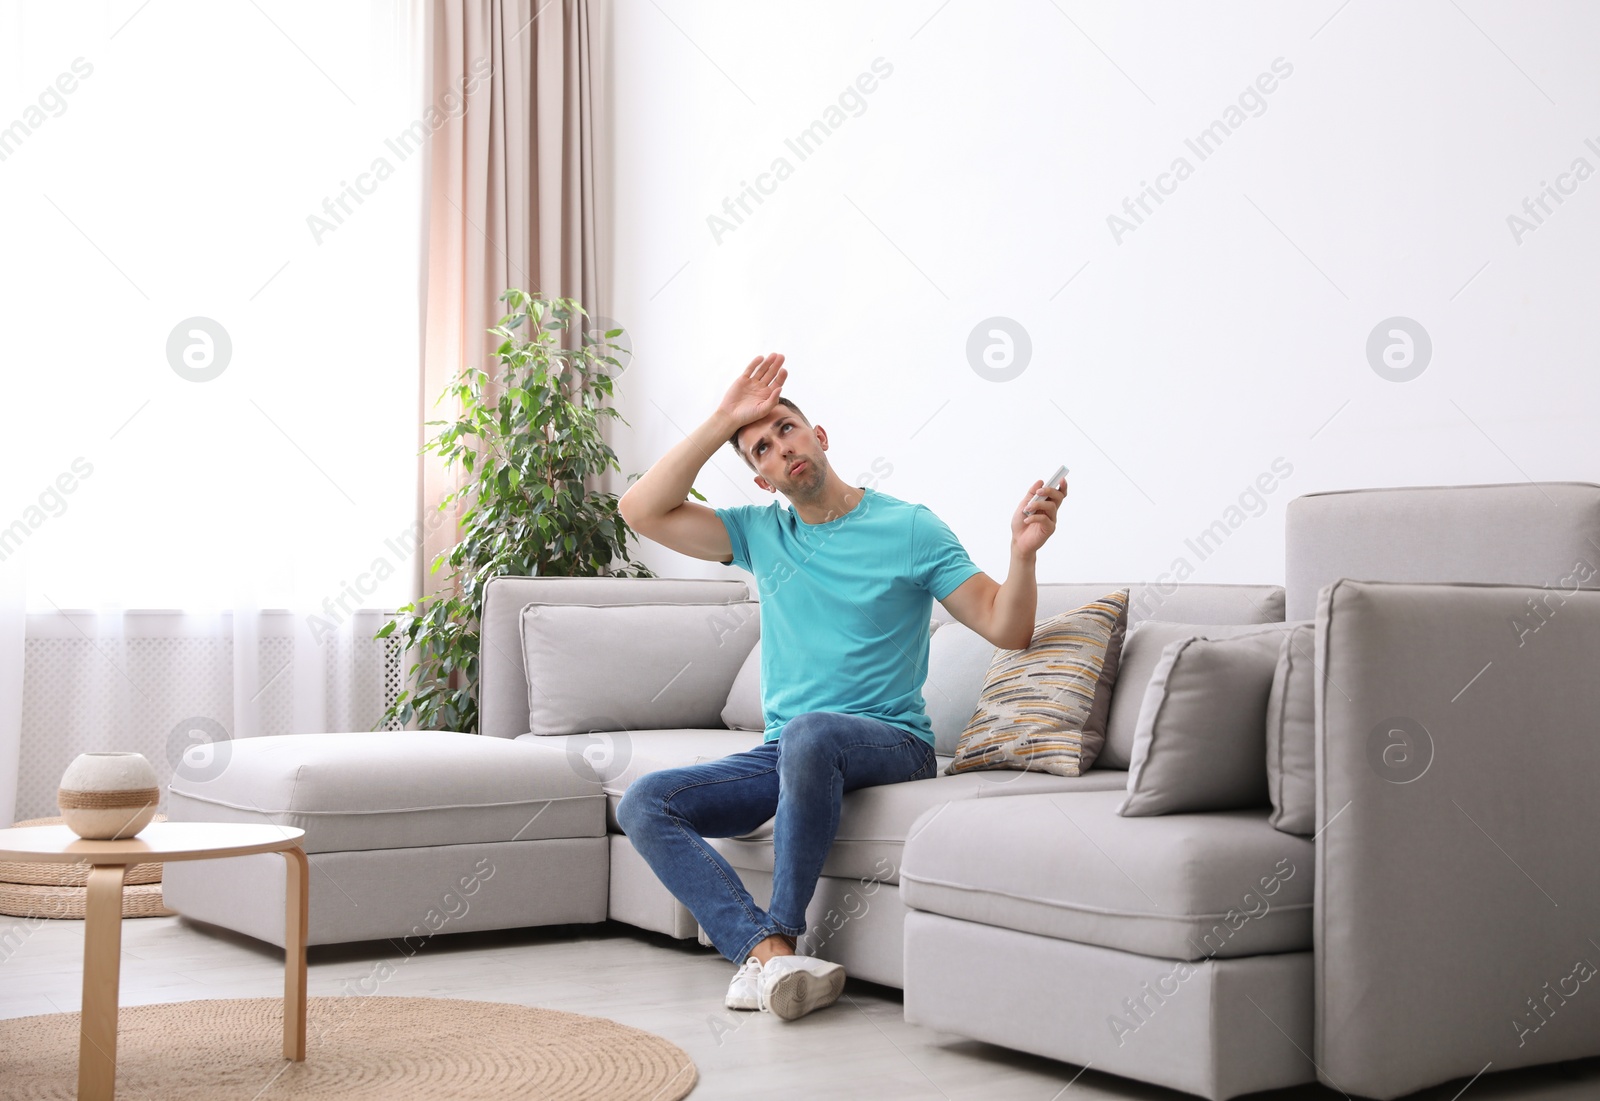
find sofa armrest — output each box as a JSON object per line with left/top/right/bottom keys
{"left": 1313, "top": 577, "right": 1600, "bottom": 1099}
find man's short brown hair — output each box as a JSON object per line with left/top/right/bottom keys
{"left": 728, "top": 397, "right": 809, "bottom": 468}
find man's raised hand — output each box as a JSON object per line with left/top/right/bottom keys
{"left": 1011, "top": 475, "right": 1066, "bottom": 557}
{"left": 718, "top": 353, "right": 787, "bottom": 429}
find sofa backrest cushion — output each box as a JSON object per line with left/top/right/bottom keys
{"left": 921, "top": 583, "right": 1284, "bottom": 768}
{"left": 1266, "top": 622, "right": 1318, "bottom": 835}
{"left": 929, "top": 581, "right": 1285, "bottom": 633}
{"left": 1119, "top": 625, "right": 1293, "bottom": 816}
{"left": 520, "top": 600, "right": 759, "bottom": 736}
{"left": 480, "top": 577, "right": 752, "bottom": 738}
{"left": 1284, "top": 481, "right": 1600, "bottom": 621}
{"left": 924, "top": 620, "right": 998, "bottom": 756}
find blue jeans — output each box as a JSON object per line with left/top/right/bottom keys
{"left": 615, "top": 711, "right": 937, "bottom": 965}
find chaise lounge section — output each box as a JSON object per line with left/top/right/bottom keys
{"left": 163, "top": 731, "right": 607, "bottom": 946}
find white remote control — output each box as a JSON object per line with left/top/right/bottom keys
{"left": 1024, "top": 464, "right": 1070, "bottom": 515}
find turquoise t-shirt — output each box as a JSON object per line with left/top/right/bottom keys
{"left": 714, "top": 487, "right": 982, "bottom": 748}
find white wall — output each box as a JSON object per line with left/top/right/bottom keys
{"left": 602, "top": 1, "right": 1600, "bottom": 588}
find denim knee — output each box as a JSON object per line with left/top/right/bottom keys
{"left": 615, "top": 771, "right": 668, "bottom": 835}
{"left": 776, "top": 712, "right": 836, "bottom": 771}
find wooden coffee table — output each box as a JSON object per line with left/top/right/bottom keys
{"left": 0, "top": 821, "right": 308, "bottom": 1100}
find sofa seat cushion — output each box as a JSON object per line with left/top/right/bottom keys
{"left": 514, "top": 729, "right": 765, "bottom": 831}
{"left": 166, "top": 731, "right": 604, "bottom": 854}
{"left": 900, "top": 790, "right": 1313, "bottom": 960}
{"left": 711, "top": 765, "right": 1129, "bottom": 885}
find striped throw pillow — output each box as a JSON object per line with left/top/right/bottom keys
{"left": 944, "top": 589, "right": 1130, "bottom": 777}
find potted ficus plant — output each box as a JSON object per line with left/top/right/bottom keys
{"left": 376, "top": 289, "right": 695, "bottom": 733}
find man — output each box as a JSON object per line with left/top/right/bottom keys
{"left": 615, "top": 352, "right": 1065, "bottom": 1020}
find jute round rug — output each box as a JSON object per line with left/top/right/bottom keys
{"left": 0, "top": 996, "right": 698, "bottom": 1100}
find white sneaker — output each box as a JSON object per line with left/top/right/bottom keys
{"left": 755, "top": 955, "right": 846, "bottom": 1021}
{"left": 725, "top": 956, "right": 763, "bottom": 1011}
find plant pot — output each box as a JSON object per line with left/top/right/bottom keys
{"left": 57, "top": 752, "right": 161, "bottom": 840}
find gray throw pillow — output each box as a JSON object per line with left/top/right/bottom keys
{"left": 1100, "top": 620, "right": 1293, "bottom": 770}
{"left": 1118, "top": 625, "right": 1292, "bottom": 816}
{"left": 721, "top": 638, "right": 764, "bottom": 732}
{"left": 1266, "top": 622, "right": 1317, "bottom": 835}
{"left": 520, "top": 601, "right": 759, "bottom": 736}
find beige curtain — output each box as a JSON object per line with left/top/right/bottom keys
{"left": 419, "top": 0, "right": 604, "bottom": 599}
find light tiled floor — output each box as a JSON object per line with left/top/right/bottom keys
{"left": 2, "top": 915, "right": 1598, "bottom": 1100}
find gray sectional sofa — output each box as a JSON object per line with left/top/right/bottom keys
{"left": 164, "top": 480, "right": 1600, "bottom": 1100}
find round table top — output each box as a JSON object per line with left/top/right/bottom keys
{"left": 0, "top": 821, "right": 306, "bottom": 864}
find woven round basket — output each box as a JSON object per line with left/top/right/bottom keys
{"left": 0, "top": 814, "right": 173, "bottom": 920}
{"left": 0, "top": 880, "right": 172, "bottom": 920}
{"left": 0, "top": 855, "right": 163, "bottom": 886}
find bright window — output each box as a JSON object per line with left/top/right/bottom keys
{"left": 1, "top": 0, "right": 427, "bottom": 613}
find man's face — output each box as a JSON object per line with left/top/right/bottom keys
{"left": 742, "top": 410, "right": 824, "bottom": 494}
